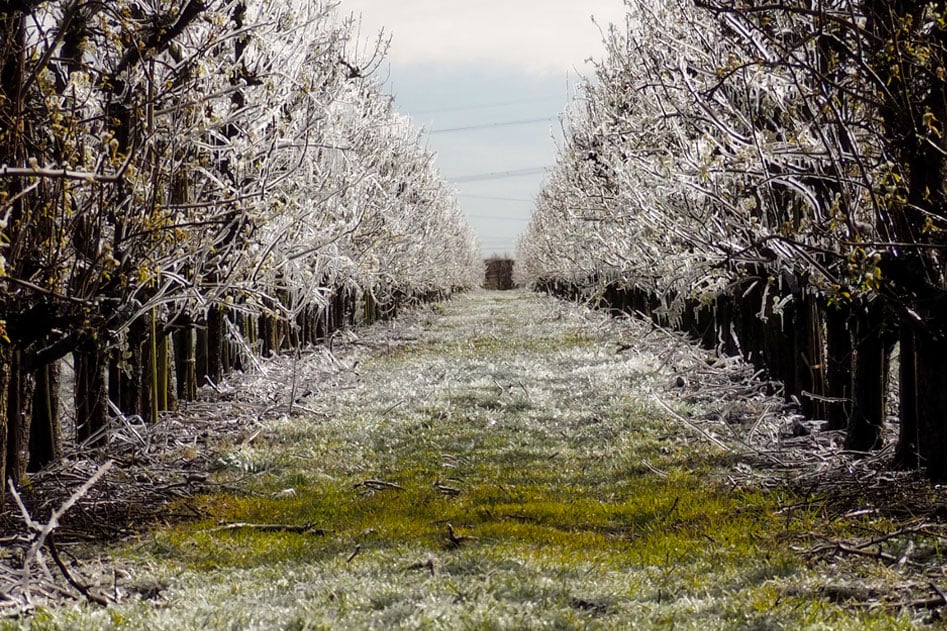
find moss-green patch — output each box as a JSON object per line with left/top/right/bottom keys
{"left": 146, "top": 452, "right": 813, "bottom": 605}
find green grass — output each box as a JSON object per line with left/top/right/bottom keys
{"left": 3, "top": 291, "right": 921, "bottom": 630}
{"left": 152, "top": 461, "right": 782, "bottom": 573}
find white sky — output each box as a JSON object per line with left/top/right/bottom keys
{"left": 342, "top": 1, "right": 626, "bottom": 75}
{"left": 337, "top": 0, "right": 628, "bottom": 257}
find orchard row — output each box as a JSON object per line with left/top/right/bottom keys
{"left": 0, "top": 1, "right": 479, "bottom": 500}
{"left": 520, "top": 1, "right": 947, "bottom": 480}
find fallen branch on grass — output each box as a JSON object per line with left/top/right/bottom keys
{"left": 4, "top": 461, "right": 114, "bottom": 613}
{"left": 403, "top": 558, "right": 437, "bottom": 576}
{"left": 817, "top": 542, "right": 901, "bottom": 565}
{"left": 925, "top": 582, "right": 947, "bottom": 608}
{"left": 445, "top": 523, "right": 478, "bottom": 547}
{"left": 207, "top": 522, "right": 327, "bottom": 535}
{"left": 46, "top": 533, "right": 108, "bottom": 606}
{"left": 433, "top": 481, "right": 461, "bottom": 497}
{"left": 346, "top": 545, "right": 361, "bottom": 563}
{"left": 353, "top": 479, "right": 404, "bottom": 492}
{"left": 650, "top": 393, "right": 734, "bottom": 453}
{"left": 801, "top": 524, "right": 939, "bottom": 570}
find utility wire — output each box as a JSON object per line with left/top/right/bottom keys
{"left": 429, "top": 117, "right": 556, "bottom": 135}
{"left": 459, "top": 194, "right": 533, "bottom": 202}
{"left": 467, "top": 214, "right": 530, "bottom": 221}
{"left": 448, "top": 166, "right": 552, "bottom": 183}
{"left": 413, "top": 95, "right": 564, "bottom": 115}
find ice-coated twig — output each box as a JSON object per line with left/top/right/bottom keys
{"left": 8, "top": 461, "right": 113, "bottom": 606}
{"left": 650, "top": 392, "right": 733, "bottom": 453}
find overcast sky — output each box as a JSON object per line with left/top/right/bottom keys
{"left": 337, "top": 0, "right": 627, "bottom": 257}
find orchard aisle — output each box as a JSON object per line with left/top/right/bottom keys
{"left": 17, "top": 291, "right": 912, "bottom": 629}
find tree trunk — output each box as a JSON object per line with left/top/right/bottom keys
{"left": 714, "top": 294, "right": 735, "bottom": 355}
{"left": 306, "top": 306, "right": 316, "bottom": 345}
{"left": 28, "top": 361, "right": 60, "bottom": 471}
{"left": 795, "top": 293, "right": 826, "bottom": 419}
{"left": 108, "top": 348, "right": 122, "bottom": 415}
{"left": 347, "top": 289, "right": 356, "bottom": 326}
{"left": 760, "top": 301, "right": 791, "bottom": 391}
{"left": 823, "top": 305, "right": 851, "bottom": 431}
{"left": 205, "top": 307, "right": 224, "bottom": 382}
{"left": 364, "top": 291, "right": 378, "bottom": 324}
{"left": 844, "top": 304, "right": 888, "bottom": 452}
{"left": 772, "top": 298, "right": 797, "bottom": 403}
{"left": 114, "top": 318, "right": 146, "bottom": 419}
{"left": 0, "top": 10, "right": 32, "bottom": 489}
{"left": 143, "top": 314, "right": 173, "bottom": 422}
{"left": 234, "top": 312, "right": 247, "bottom": 370}
{"left": 894, "top": 321, "right": 920, "bottom": 469}
{"left": 0, "top": 348, "right": 9, "bottom": 506}
{"left": 221, "top": 310, "right": 233, "bottom": 372}
{"left": 5, "top": 351, "right": 34, "bottom": 487}
{"left": 260, "top": 314, "right": 276, "bottom": 357}
{"left": 75, "top": 346, "right": 108, "bottom": 446}
{"left": 174, "top": 321, "right": 197, "bottom": 401}
{"left": 736, "top": 279, "right": 764, "bottom": 366}
{"left": 912, "top": 327, "right": 947, "bottom": 480}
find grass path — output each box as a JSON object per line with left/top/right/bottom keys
{"left": 11, "top": 291, "right": 913, "bottom": 629}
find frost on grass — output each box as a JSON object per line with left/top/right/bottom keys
{"left": 6, "top": 291, "right": 917, "bottom": 630}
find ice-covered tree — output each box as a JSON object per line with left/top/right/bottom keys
{"left": 0, "top": 0, "right": 478, "bottom": 497}
{"left": 520, "top": 0, "right": 946, "bottom": 470}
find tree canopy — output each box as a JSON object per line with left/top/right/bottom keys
{"left": 519, "top": 0, "right": 947, "bottom": 480}
{"left": 0, "top": 0, "right": 479, "bottom": 496}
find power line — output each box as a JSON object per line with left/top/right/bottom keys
{"left": 460, "top": 194, "right": 534, "bottom": 202}
{"left": 429, "top": 117, "right": 556, "bottom": 135}
{"left": 467, "top": 214, "right": 530, "bottom": 221}
{"left": 448, "top": 166, "right": 552, "bottom": 183}
{"left": 413, "top": 95, "right": 564, "bottom": 115}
